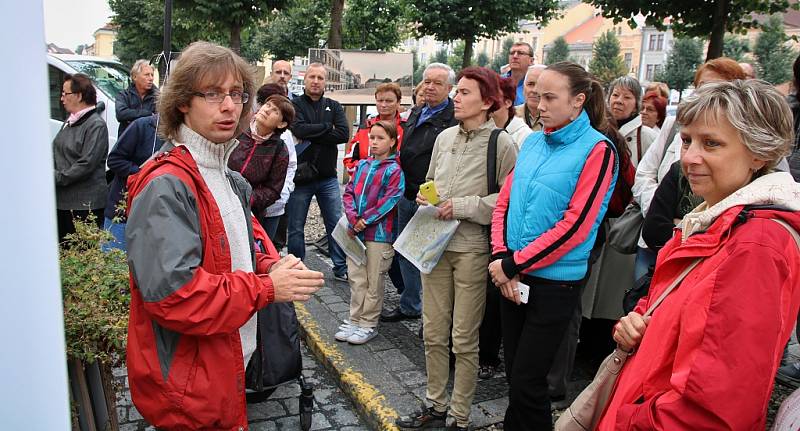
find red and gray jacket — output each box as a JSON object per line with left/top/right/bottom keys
{"left": 125, "top": 144, "right": 278, "bottom": 430}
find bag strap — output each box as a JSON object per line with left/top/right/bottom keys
{"left": 487, "top": 128, "right": 502, "bottom": 194}
{"left": 643, "top": 258, "right": 702, "bottom": 318}
{"left": 769, "top": 218, "right": 800, "bottom": 250}
{"left": 636, "top": 126, "right": 642, "bottom": 162}
{"left": 642, "top": 218, "right": 800, "bottom": 318}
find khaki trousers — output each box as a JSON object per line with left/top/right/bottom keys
{"left": 347, "top": 241, "right": 394, "bottom": 328}
{"left": 421, "top": 250, "right": 489, "bottom": 427}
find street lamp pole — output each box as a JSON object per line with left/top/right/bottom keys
{"left": 162, "top": 0, "right": 173, "bottom": 85}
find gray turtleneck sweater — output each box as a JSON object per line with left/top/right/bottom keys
{"left": 177, "top": 125, "right": 259, "bottom": 366}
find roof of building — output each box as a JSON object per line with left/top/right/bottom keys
{"left": 563, "top": 15, "right": 605, "bottom": 45}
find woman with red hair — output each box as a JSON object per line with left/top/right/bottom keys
{"left": 395, "top": 66, "right": 518, "bottom": 431}
{"left": 641, "top": 91, "right": 667, "bottom": 131}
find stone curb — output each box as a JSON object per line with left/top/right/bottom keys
{"left": 295, "top": 302, "right": 401, "bottom": 431}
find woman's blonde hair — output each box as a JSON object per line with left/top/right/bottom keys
{"left": 676, "top": 79, "right": 793, "bottom": 174}
{"left": 157, "top": 41, "right": 255, "bottom": 140}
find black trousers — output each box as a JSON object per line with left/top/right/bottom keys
{"left": 501, "top": 277, "right": 583, "bottom": 431}
{"left": 57, "top": 208, "right": 104, "bottom": 243}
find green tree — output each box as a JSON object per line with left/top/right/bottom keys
{"left": 342, "top": 0, "right": 409, "bottom": 50}
{"left": 546, "top": 36, "right": 570, "bottom": 64}
{"left": 589, "top": 30, "right": 628, "bottom": 86}
{"left": 656, "top": 37, "right": 703, "bottom": 101}
{"left": 248, "top": 0, "right": 329, "bottom": 61}
{"left": 476, "top": 51, "right": 490, "bottom": 67}
{"left": 755, "top": 15, "right": 796, "bottom": 84}
{"left": 408, "top": 0, "right": 559, "bottom": 69}
{"left": 110, "top": 0, "right": 224, "bottom": 66}
{"left": 448, "top": 40, "right": 466, "bottom": 73}
{"left": 490, "top": 37, "right": 516, "bottom": 71}
{"left": 722, "top": 34, "right": 750, "bottom": 61}
{"left": 175, "top": 0, "right": 288, "bottom": 54}
{"left": 433, "top": 47, "right": 450, "bottom": 64}
{"left": 586, "top": 0, "right": 795, "bottom": 61}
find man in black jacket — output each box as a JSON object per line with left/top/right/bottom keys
{"left": 381, "top": 63, "right": 458, "bottom": 322}
{"left": 115, "top": 59, "right": 158, "bottom": 137}
{"left": 287, "top": 63, "right": 350, "bottom": 279}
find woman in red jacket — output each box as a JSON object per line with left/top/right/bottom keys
{"left": 597, "top": 80, "right": 800, "bottom": 430}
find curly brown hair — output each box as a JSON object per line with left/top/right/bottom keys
{"left": 157, "top": 41, "right": 255, "bottom": 140}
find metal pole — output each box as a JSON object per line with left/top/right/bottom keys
{"left": 162, "top": 0, "right": 173, "bottom": 85}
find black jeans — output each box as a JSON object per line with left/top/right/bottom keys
{"left": 479, "top": 278, "right": 502, "bottom": 367}
{"left": 501, "top": 277, "right": 583, "bottom": 431}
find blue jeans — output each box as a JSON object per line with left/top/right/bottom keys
{"left": 260, "top": 215, "right": 281, "bottom": 242}
{"left": 634, "top": 246, "right": 657, "bottom": 282}
{"left": 102, "top": 217, "right": 127, "bottom": 252}
{"left": 286, "top": 177, "right": 347, "bottom": 275}
{"left": 395, "top": 196, "right": 422, "bottom": 315}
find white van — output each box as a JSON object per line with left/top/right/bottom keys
{"left": 47, "top": 54, "right": 130, "bottom": 151}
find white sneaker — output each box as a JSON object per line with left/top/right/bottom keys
{"left": 347, "top": 326, "right": 377, "bottom": 345}
{"left": 335, "top": 321, "right": 356, "bottom": 341}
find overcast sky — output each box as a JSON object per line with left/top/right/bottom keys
{"left": 43, "top": 0, "right": 113, "bottom": 50}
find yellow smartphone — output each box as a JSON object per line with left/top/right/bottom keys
{"left": 419, "top": 180, "right": 440, "bottom": 206}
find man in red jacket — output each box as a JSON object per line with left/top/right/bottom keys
{"left": 124, "top": 41, "right": 323, "bottom": 431}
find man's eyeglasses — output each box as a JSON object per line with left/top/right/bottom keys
{"left": 509, "top": 50, "right": 532, "bottom": 57}
{"left": 193, "top": 91, "right": 249, "bottom": 104}
{"left": 61, "top": 91, "right": 75, "bottom": 96}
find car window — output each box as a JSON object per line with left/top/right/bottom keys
{"left": 48, "top": 65, "right": 68, "bottom": 121}
{"left": 65, "top": 60, "right": 131, "bottom": 99}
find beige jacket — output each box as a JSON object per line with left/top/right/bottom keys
{"left": 426, "top": 119, "right": 518, "bottom": 253}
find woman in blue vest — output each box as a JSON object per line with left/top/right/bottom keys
{"left": 488, "top": 62, "right": 619, "bottom": 430}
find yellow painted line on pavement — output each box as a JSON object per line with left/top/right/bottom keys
{"left": 295, "top": 302, "right": 400, "bottom": 431}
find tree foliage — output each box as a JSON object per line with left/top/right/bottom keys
{"left": 476, "top": 51, "right": 491, "bottom": 67}
{"left": 586, "top": 0, "right": 795, "bottom": 61}
{"left": 408, "top": 0, "right": 559, "bottom": 69}
{"left": 342, "top": 0, "right": 410, "bottom": 50}
{"left": 589, "top": 30, "right": 627, "bottom": 86}
{"left": 656, "top": 37, "right": 703, "bottom": 100}
{"left": 723, "top": 34, "right": 750, "bottom": 62}
{"left": 755, "top": 15, "right": 796, "bottom": 84}
{"left": 174, "top": 0, "right": 287, "bottom": 53}
{"left": 109, "top": 0, "right": 224, "bottom": 66}
{"left": 490, "top": 37, "right": 516, "bottom": 71}
{"left": 447, "top": 40, "right": 466, "bottom": 73}
{"left": 547, "top": 36, "right": 570, "bottom": 64}
{"left": 246, "top": 0, "right": 329, "bottom": 61}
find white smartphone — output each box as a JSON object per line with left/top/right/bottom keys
{"left": 517, "top": 281, "right": 530, "bottom": 304}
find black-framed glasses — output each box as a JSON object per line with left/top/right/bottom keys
{"left": 509, "top": 50, "right": 532, "bottom": 57}
{"left": 193, "top": 91, "right": 249, "bottom": 104}
{"left": 61, "top": 91, "right": 75, "bottom": 96}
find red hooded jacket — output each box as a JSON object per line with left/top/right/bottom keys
{"left": 125, "top": 145, "right": 279, "bottom": 430}
{"left": 597, "top": 205, "right": 800, "bottom": 430}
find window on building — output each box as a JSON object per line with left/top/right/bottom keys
{"left": 649, "top": 34, "right": 665, "bottom": 51}
{"left": 624, "top": 53, "right": 632, "bottom": 71}
{"left": 531, "top": 37, "right": 538, "bottom": 53}
{"left": 646, "top": 64, "right": 655, "bottom": 81}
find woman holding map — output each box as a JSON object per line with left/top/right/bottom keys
{"left": 395, "top": 67, "right": 517, "bottom": 431}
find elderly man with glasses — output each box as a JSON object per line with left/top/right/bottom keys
{"left": 503, "top": 42, "right": 535, "bottom": 106}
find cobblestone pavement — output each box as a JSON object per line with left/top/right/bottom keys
{"left": 114, "top": 342, "right": 368, "bottom": 431}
